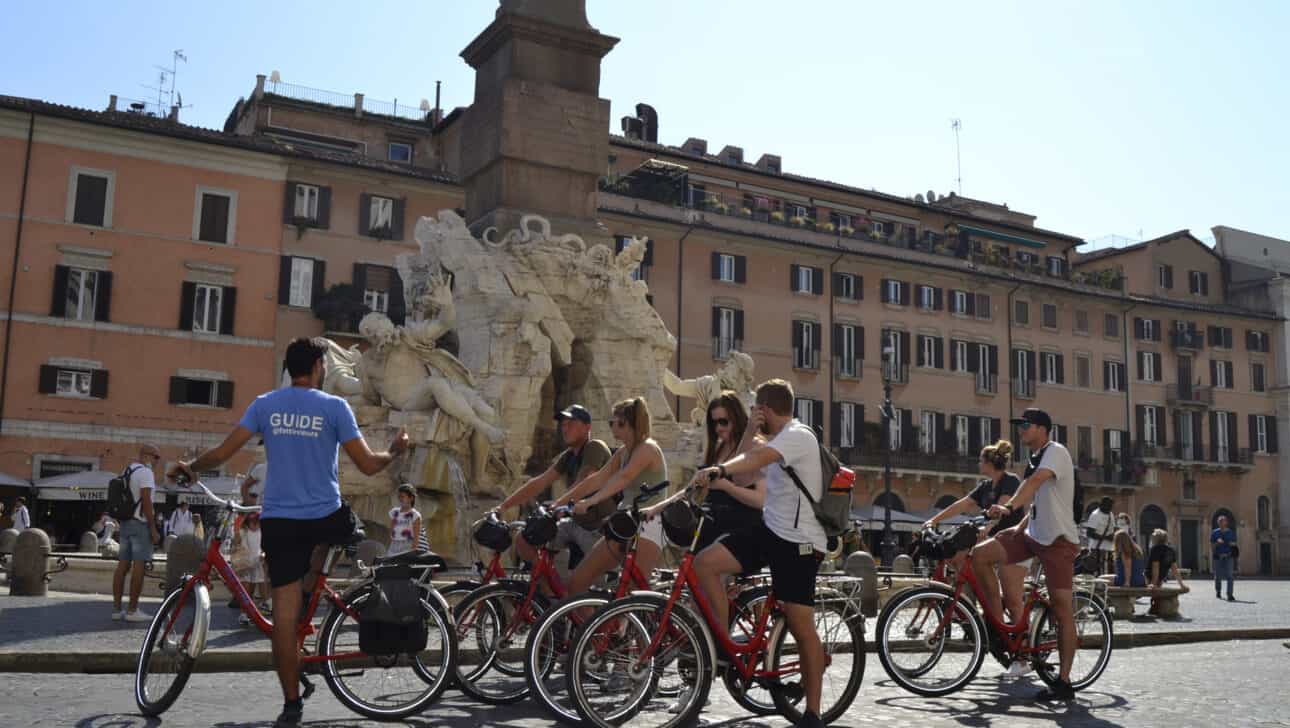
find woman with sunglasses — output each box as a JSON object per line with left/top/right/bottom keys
{"left": 553, "top": 397, "right": 669, "bottom": 597}
{"left": 924, "top": 440, "right": 1029, "bottom": 634}
{"left": 644, "top": 391, "right": 764, "bottom": 549}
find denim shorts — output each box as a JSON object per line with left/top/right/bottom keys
{"left": 118, "top": 518, "right": 154, "bottom": 563}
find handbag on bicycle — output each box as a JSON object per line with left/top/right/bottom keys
{"left": 359, "top": 563, "right": 427, "bottom": 656}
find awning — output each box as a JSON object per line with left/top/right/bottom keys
{"left": 957, "top": 224, "right": 1047, "bottom": 250}
{"left": 851, "top": 505, "right": 923, "bottom": 533}
{"left": 35, "top": 472, "right": 241, "bottom": 504}
{"left": 0, "top": 472, "right": 30, "bottom": 488}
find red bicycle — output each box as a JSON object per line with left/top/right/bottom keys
{"left": 134, "top": 480, "right": 458, "bottom": 721}
{"left": 564, "top": 498, "right": 866, "bottom": 728}
{"left": 875, "top": 516, "right": 1113, "bottom": 697}
{"left": 452, "top": 482, "right": 671, "bottom": 704}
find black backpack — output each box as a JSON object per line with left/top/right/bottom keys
{"left": 106, "top": 465, "right": 141, "bottom": 521}
{"left": 783, "top": 442, "right": 855, "bottom": 540}
{"left": 359, "top": 564, "right": 427, "bottom": 656}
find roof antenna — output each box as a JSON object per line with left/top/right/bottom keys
{"left": 950, "top": 118, "right": 963, "bottom": 196}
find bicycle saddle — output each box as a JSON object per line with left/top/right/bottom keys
{"left": 376, "top": 550, "right": 448, "bottom": 571}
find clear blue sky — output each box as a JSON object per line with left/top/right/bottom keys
{"left": 4, "top": 1, "right": 1287, "bottom": 245}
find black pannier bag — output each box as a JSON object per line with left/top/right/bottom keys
{"left": 359, "top": 564, "right": 427, "bottom": 656}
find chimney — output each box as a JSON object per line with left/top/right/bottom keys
{"left": 107, "top": 95, "right": 118, "bottom": 112}
{"left": 168, "top": 105, "right": 179, "bottom": 122}
{"left": 254, "top": 74, "right": 266, "bottom": 99}
{"left": 682, "top": 137, "right": 708, "bottom": 156}
{"left": 755, "top": 153, "right": 781, "bottom": 174}
{"left": 620, "top": 115, "right": 644, "bottom": 139}
{"left": 718, "top": 145, "right": 744, "bottom": 166}
{"left": 634, "top": 103, "right": 658, "bottom": 143}
{"left": 354, "top": 93, "right": 364, "bottom": 118}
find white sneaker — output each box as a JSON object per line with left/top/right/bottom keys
{"left": 1006, "top": 660, "right": 1034, "bottom": 677}
{"left": 111, "top": 610, "right": 124, "bottom": 621}
{"left": 238, "top": 613, "right": 251, "bottom": 627}
{"left": 668, "top": 686, "right": 694, "bottom": 714}
{"left": 124, "top": 610, "right": 153, "bottom": 623}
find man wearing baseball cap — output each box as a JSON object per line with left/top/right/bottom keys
{"left": 975, "top": 407, "right": 1081, "bottom": 701}
{"left": 490, "top": 404, "right": 612, "bottom": 576}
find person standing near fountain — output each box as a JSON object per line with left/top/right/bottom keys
{"left": 488, "top": 404, "right": 611, "bottom": 577}
{"left": 387, "top": 484, "right": 422, "bottom": 557}
{"left": 170, "top": 337, "right": 411, "bottom": 728}
{"left": 556, "top": 397, "right": 668, "bottom": 596}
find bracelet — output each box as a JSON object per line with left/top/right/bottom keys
{"left": 718, "top": 465, "right": 728, "bottom": 479}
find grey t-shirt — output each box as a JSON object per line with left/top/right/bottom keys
{"left": 1024, "top": 441, "right": 1079, "bottom": 546}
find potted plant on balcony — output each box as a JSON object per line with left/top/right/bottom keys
{"left": 312, "top": 282, "right": 369, "bottom": 333}
{"left": 712, "top": 201, "right": 729, "bottom": 214}
{"left": 818, "top": 221, "right": 836, "bottom": 233}
{"left": 790, "top": 215, "right": 807, "bottom": 227}
{"left": 839, "top": 225, "right": 855, "bottom": 237}
{"left": 770, "top": 210, "right": 786, "bottom": 224}
{"left": 740, "top": 206, "right": 753, "bottom": 218}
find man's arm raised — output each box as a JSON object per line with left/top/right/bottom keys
{"left": 171, "top": 426, "right": 256, "bottom": 482}
{"left": 341, "top": 428, "right": 411, "bottom": 476}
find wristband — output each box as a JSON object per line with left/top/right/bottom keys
{"left": 718, "top": 465, "right": 728, "bottom": 479}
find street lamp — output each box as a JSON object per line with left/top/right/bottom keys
{"left": 879, "top": 341, "right": 897, "bottom": 568}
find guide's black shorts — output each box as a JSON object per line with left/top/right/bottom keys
{"left": 260, "top": 507, "right": 353, "bottom": 588}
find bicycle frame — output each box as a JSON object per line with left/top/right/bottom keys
{"left": 931, "top": 550, "right": 1056, "bottom": 658}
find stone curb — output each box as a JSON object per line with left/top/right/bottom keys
{"left": 2, "top": 628, "right": 1287, "bottom": 674}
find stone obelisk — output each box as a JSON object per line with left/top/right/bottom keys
{"left": 459, "top": 0, "right": 619, "bottom": 241}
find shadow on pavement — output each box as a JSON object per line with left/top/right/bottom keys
{"left": 871, "top": 675, "right": 1129, "bottom": 727}
{"left": 75, "top": 714, "right": 161, "bottom": 728}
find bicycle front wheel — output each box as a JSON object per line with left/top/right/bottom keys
{"left": 566, "top": 594, "right": 710, "bottom": 728}
{"left": 875, "top": 586, "right": 985, "bottom": 697}
{"left": 135, "top": 580, "right": 200, "bottom": 716}
{"left": 453, "top": 582, "right": 548, "bottom": 703}
{"left": 765, "top": 590, "right": 866, "bottom": 724}
{"left": 1030, "top": 591, "right": 1113, "bottom": 691}
{"left": 317, "top": 589, "right": 457, "bottom": 721}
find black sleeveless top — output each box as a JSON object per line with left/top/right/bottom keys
{"left": 968, "top": 472, "right": 1024, "bottom": 535}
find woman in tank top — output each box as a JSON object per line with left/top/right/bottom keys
{"left": 555, "top": 396, "right": 668, "bottom": 596}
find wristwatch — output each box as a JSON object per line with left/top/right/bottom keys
{"left": 718, "top": 465, "right": 729, "bottom": 479}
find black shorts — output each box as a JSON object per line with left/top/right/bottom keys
{"left": 720, "top": 521, "right": 820, "bottom": 606}
{"left": 695, "top": 506, "right": 761, "bottom": 554}
{"left": 260, "top": 507, "right": 353, "bottom": 588}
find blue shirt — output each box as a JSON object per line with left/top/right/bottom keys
{"left": 238, "top": 386, "right": 361, "bottom": 520}
{"left": 1211, "top": 527, "right": 1236, "bottom": 557}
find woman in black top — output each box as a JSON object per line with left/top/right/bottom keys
{"left": 645, "top": 391, "right": 763, "bottom": 550}
{"left": 924, "top": 439, "right": 1027, "bottom": 623}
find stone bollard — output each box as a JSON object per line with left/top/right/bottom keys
{"left": 893, "top": 554, "right": 913, "bottom": 574}
{"left": 78, "top": 532, "right": 100, "bottom": 553}
{"left": 0, "top": 528, "right": 18, "bottom": 556}
{"left": 164, "top": 534, "right": 205, "bottom": 593}
{"left": 10, "top": 529, "right": 53, "bottom": 596}
{"left": 163, "top": 534, "right": 178, "bottom": 554}
{"left": 844, "top": 550, "right": 879, "bottom": 617}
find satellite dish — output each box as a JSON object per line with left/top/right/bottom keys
{"left": 269, "top": 70, "right": 281, "bottom": 84}
{"left": 419, "top": 99, "right": 431, "bottom": 112}
{"left": 914, "top": 194, "right": 925, "bottom": 203}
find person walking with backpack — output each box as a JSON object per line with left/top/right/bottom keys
{"left": 692, "top": 379, "right": 829, "bottom": 728}
{"left": 111, "top": 444, "right": 162, "bottom": 622}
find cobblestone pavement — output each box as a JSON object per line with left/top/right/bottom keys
{"left": 1, "top": 640, "right": 1288, "bottom": 727}
{"left": 4, "top": 579, "right": 1287, "bottom": 656}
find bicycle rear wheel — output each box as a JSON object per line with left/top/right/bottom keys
{"left": 135, "top": 580, "right": 200, "bottom": 717}
{"left": 875, "top": 586, "right": 985, "bottom": 697}
{"left": 317, "top": 589, "right": 456, "bottom": 720}
{"left": 765, "top": 591, "right": 866, "bottom": 724}
{"left": 525, "top": 592, "right": 609, "bottom": 725}
{"left": 1029, "top": 591, "right": 1113, "bottom": 691}
{"left": 720, "top": 585, "right": 778, "bottom": 716}
{"left": 566, "top": 595, "right": 708, "bottom": 728}
{"left": 453, "top": 582, "right": 548, "bottom": 703}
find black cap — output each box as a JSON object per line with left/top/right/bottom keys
{"left": 1010, "top": 407, "right": 1053, "bottom": 431}
{"left": 554, "top": 404, "right": 592, "bottom": 425}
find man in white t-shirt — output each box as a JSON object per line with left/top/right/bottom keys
{"left": 168, "top": 502, "right": 195, "bottom": 538}
{"left": 241, "top": 443, "right": 267, "bottom": 505}
{"left": 112, "top": 444, "right": 161, "bottom": 622}
{"left": 694, "top": 379, "right": 827, "bottom": 728}
{"left": 1082, "top": 496, "right": 1116, "bottom": 573}
{"left": 13, "top": 497, "right": 30, "bottom": 531}
{"left": 977, "top": 408, "right": 1081, "bottom": 701}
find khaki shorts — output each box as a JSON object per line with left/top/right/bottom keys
{"left": 995, "top": 527, "right": 1080, "bottom": 592}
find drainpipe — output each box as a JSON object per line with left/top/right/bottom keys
{"left": 827, "top": 247, "right": 845, "bottom": 447}
{"left": 1122, "top": 302, "right": 1138, "bottom": 483}
{"left": 0, "top": 113, "right": 35, "bottom": 437}
{"left": 673, "top": 225, "right": 695, "bottom": 418}
{"left": 1005, "top": 278, "right": 1024, "bottom": 427}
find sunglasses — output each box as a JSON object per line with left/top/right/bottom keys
{"left": 710, "top": 418, "right": 731, "bottom": 427}
{"left": 1016, "top": 422, "right": 1033, "bottom": 430}
{"left": 608, "top": 419, "right": 626, "bottom": 428}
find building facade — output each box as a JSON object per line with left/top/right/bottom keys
{"left": 1, "top": 72, "right": 1283, "bottom": 572}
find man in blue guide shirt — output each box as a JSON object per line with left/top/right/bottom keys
{"left": 171, "top": 337, "right": 410, "bottom": 726}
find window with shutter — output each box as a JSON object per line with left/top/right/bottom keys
{"left": 197, "top": 190, "right": 233, "bottom": 244}
{"left": 975, "top": 293, "right": 991, "bottom": 320}
{"left": 191, "top": 284, "right": 223, "bottom": 333}
{"left": 288, "top": 258, "right": 315, "bottom": 308}
{"left": 170, "top": 377, "right": 225, "bottom": 407}
{"left": 1042, "top": 304, "right": 1058, "bottom": 330}
{"left": 62, "top": 268, "right": 100, "bottom": 322}
{"left": 1014, "top": 300, "right": 1029, "bottom": 325}
{"left": 294, "top": 184, "right": 320, "bottom": 220}
{"left": 1104, "top": 314, "right": 1120, "bottom": 338}
{"left": 367, "top": 195, "right": 395, "bottom": 236}
{"left": 839, "top": 402, "right": 857, "bottom": 448}
{"left": 71, "top": 172, "right": 111, "bottom": 227}
{"left": 1252, "top": 363, "right": 1266, "bottom": 392}
{"left": 1074, "top": 309, "right": 1089, "bottom": 334}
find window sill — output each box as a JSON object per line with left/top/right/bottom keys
{"left": 175, "top": 403, "right": 229, "bottom": 410}
{"left": 1042, "top": 326, "right": 1059, "bottom": 333}
{"left": 712, "top": 279, "right": 742, "bottom": 287}
{"left": 193, "top": 238, "right": 231, "bottom": 246}
{"left": 792, "top": 366, "right": 822, "bottom": 373}
{"left": 791, "top": 290, "right": 822, "bottom": 298}
{"left": 49, "top": 392, "right": 103, "bottom": 401}
{"left": 833, "top": 296, "right": 861, "bottom": 304}
{"left": 1073, "top": 330, "right": 1090, "bottom": 337}
{"left": 882, "top": 303, "right": 908, "bottom": 311}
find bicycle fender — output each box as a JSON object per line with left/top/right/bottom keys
{"left": 422, "top": 584, "right": 452, "bottom": 619}
{"left": 186, "top": 579, "right": 211, "bottom": 660}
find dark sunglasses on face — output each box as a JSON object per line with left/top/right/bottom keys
{"left": 710, "top": 418, "right": 731, "bottom": 427}
{"left": 608, "top": 419, "right": 624, "bottom": 428}
{"left": 1017, "top": 422, "right": 1033, "bottom": 431}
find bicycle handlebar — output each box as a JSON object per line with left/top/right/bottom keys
{"left": 169, "top": 474, "right": 262, "bottom": 514}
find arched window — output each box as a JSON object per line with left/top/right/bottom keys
{"left": 874, "top": 492, "right": 907, "bottom": 513}
{"left": 1139, "top": 505, "right": 1167, "bottom": 550}
{"left": 1258, "top": 496, "right": 1271, "bottom": 531}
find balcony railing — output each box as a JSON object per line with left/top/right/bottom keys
{"left": 1134, "top": 440, "right": 1254, "bottom": 467}
{"left": 1166, "top": 383, "right": 1213, "bottom": 407}
{"left": 1013, "top": 378, "right": 1036, "bottom": 399}
{"left": 883, "top": 362, "right": 910, "bottom": 385}
{"left": 1076, "top": 459, "right": 1141, "bottom": 486}
{"left": 975, "top": 373, "right": 998, "bottom": 395}
{"left": 1169, "top": 330, "right": 1205, "bottom": 350}
{"left": 851, "top": 450, "right": 980, "bottom": 474}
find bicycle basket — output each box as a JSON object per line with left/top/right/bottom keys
{"left": 947, "top": 522, "right": 980, "bottom": 555}
{"left": 473, "top": 518, "right": 512, "bottom": 552}
{"left": 661, "top": 501, "right": 699, "bottom": 548}
{"left": 603, "top": 510, "right": 639, "bottom": 543}
{"left": 521, "top": 511, "right": 558, "bottom": 547}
